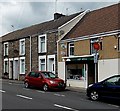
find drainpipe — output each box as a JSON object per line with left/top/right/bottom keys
{"left": 30, "top": 36, "right": 32, "bottom": 72}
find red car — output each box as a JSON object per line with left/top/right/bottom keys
{"left": 24, "top": 71, "right": 66, "bottom": 91}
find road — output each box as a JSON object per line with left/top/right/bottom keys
{"left": 1, "top": 79, "right": 120, "bottom": 110}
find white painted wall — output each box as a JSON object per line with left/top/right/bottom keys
{"left": 58, "top": 62, "right": 65, "bottom": 80}
{"left": 98, "top": 59, "right": 119, "bottom": 82}
{"left": 67, "top": 80, "right": 85, "bottom": 88}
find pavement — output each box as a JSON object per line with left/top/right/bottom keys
{"left": 1, "top": 79, "right": 86, "bottom": 93}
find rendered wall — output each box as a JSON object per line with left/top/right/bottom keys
{"left": 98, "top": 58, "right": 119, "bottom": 81}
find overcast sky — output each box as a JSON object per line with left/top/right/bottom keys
{"left": 0, "top": 0, "right": 119, "bottom": 37}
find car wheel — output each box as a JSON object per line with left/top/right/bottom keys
{"left": 90, "top": 90, "right": 99, "bottom": 101}
{"left": 43, "top": 84, "right": 48, "bottom": 91}
{"left": 24, "top": 82, "right": 29, "bottom": 88}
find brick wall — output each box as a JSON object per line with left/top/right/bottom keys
{"left": 31, "top": 36, "right": 38, "bottom": 71}
{"left": 74, "top": 39, "right": 90, "bottom": 56}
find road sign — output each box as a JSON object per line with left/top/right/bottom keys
{"left": 93, "top": 42, "right": 100, "bottom": 51}
{"left": 94, "top": 52, "right": 98, "bottom": 63}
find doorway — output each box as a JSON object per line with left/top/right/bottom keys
{"left": 14, "top": 60, "right": 19, "bottom": 80}
{"left": 9, "top": 60, "right": 13, "bottom": 79}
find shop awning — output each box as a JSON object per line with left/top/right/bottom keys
{"left": 62, "top": 54, "right": 95, "bottom": 61}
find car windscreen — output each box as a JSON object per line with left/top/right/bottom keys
{"left": 42, "top": 72, "right": 56, "bottom": 79}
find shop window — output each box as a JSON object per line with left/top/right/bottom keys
{"left": 69, "top": 43, "right": 74, "bottom": 56}
{"left": 67, "top": 64, "right": 85, "bottom": 80}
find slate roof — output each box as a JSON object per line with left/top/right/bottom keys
{"left": 2, "top": 12, "right": 81, "bottom": 42}
{"left": 63, "top": 3, "right": 120, "bottom": 40}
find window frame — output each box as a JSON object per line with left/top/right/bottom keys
{"left": 4, "top": 42, "right": 8, "bottom": 56}
{"left": 19, "top": 39, "right": 25, "bottom": 55}
{"left": 39, "top": 56, "right": 46, "bottom": 71}
{"left": 4, "top": 59, "right": 8, "bottom": 73}
{"left": 69, "top": 42, "right": 74, "bottom": 56}
{"left": 38, "top": 34, "right": 47, "bottom": 53}
{"left": 118, "top": 37, "right": 120, "bottom": 51}
{"left": 20, "top": 57, "right": 25, "bottom": 74}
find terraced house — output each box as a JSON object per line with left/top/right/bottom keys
{"left": 0, "top": 37, "right": 2, "bottom": 78}
{"left": 58, "top": 3, "right": 120, "bottom": 88}
{"left": 1, "top": 11, "right": 88, "bottom": 80}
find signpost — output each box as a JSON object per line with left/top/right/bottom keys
{"left": 93, "top": 42, "right": 100, "bottom": 83}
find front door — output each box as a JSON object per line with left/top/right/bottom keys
{"left": 14, "top": 60, "right": 19, "bottom": 80}
{"left": 48, "top": 58, "right": 55, "bottom": 73}
{"left": 88, "top": 62, "right": 95, "bottom": 86}
{"left": 9, "top": 61, "right": 13, "bottom": 79}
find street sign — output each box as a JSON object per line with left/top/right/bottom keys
{"left": 93, "top": 42, "right": 100, "bottom": 51}
{"left": 94, "top": 52, "right": 98, "bottom": 63}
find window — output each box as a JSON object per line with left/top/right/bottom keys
{"left": 40, "top": 59, "right": 45, "bottom": 71}
{"left": 4, "top": 42, "right": 8, "bottom": 56}
{"left": 28, "top": 72, "right": 40, "bottom": 78}
{"left": 19, "top": 39, "right": 25, "bottom": 55}
{"left": 118, "top": 37, "right": 120, "bottom": 51}
{"left": 39, "top": 56, "right": 46, "bottom": 71}
{"left": 38, "top": 34, "right": 47, "bottom": 53}
{"left": 69, "top": 43, "right": 74, "bottom": 56}
{"left": 4, "top": 60, "right": 8, "bottom": 73}
{"left": 105, "top": 76, "right": 120, "bottom": 86}
{"left": 20, "top": 57, "right": 25, "bottom": 74}
{"left": 67, "top": 64, "right": 85, "bottom": 81}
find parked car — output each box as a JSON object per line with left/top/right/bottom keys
{"left": 87, "top": 74, "right": 120, "bottom": 101}
{"left": 24, "top": 71, "right": 66, "bottom": 91}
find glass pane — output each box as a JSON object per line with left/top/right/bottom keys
{"left": 21, "top": 59, "right": 25, "bottom": 73}
{"left": 41, "top": 42, "right": 45, "bottom": 52}
{"left": 41, "top": 59, "right": 45, "bottom": 63}
{"left": 70, "top": 47, "right": 74, "bottom": 55}
{"left": 41, "top": 64, "right": 45, "bottom": 71}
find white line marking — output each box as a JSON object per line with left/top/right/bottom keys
{"left": 54, "top": 93, "right": 65, "bottom": 97}
{"left": 16, "top": 94, "right": 32, "bottom": 100}
{"left": 37, "top": 90, "right": 45, "bottom": 93}
{"left": 54, "top": 94, "right": 61, "bottom": 96}
{"left": 23, "top": 88, "right": 30, "bottom": 90}
{"left": 0, "top": 90, "right": 6, "bottom": 93}
{"left": 9, "top": 83, "right": 12, "bottom": 85}
{"left": 54, "top": 104, "right": 79, "bottom": 111}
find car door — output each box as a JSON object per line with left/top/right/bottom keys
{"left": 100, "top": 76, "right": 120, "bottom": 99}
{"left": 34, "top": 72, "right": 43, "bottom": 88}
{"left": 28, "top": 72, "right": 36, "bottom": 86}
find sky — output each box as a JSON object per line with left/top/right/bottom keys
{"left": 0, "top": 0, "right": 119, "bottom": 37}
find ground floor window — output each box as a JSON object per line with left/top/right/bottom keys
{"left": 4, "top": 60, "right": 8, "bottom": 73}
{"left": 39, "top": 56, "right": 46, "bottom": 71}
{"left": 67, "top": 64, "right": 85, "bottom": 80}
{"left": 20, "top": 57, "right": 25, "bottom": 74}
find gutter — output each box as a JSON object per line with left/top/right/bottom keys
{"left": 60, "top": 30, "right": 120, "bottom": 43}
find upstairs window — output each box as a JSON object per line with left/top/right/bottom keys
{"left": 4, "top": 42, "right": 8, "bottom": 56}
{"left": 38, "top": 34, "right": 47, "bottom": 53}
{"left": 69, "top": 43, "right": 74, "bottom": 56}
{"left": 118, "top": 37, "right": 120, "bottom": 51}
{"left": 19, "top": 39, "right": 25, "bottom": 55}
